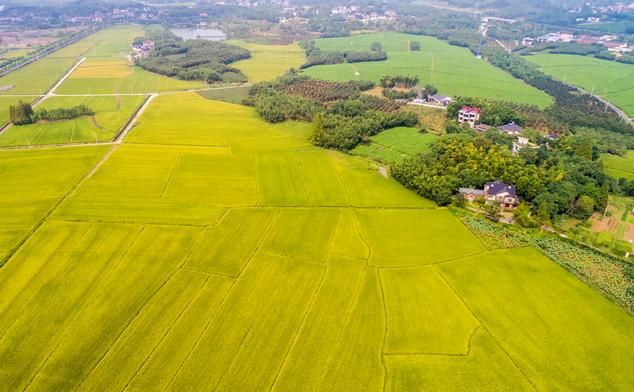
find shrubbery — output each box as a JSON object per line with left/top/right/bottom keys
{"left": 10, "top": 101, "right": 94, "bottom": 125}
{"left": 246, "top": 73, "right": 417, "bottom": 150}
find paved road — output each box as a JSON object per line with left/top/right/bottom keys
{"left": 565, "top": 83, "right": 633, "bottom": 127}
{"left": 114, "top": 94, "right": 157, "bottom": 144}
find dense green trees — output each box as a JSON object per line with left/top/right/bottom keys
{"left": 9, "top": 101, "right": 34, "bottom": 125}
{"left": 247, "top": 73, "right": 417, "bottom": 150}
{"left": 409, "top": 41, "right": 421, "bottom": 51}
{"left": 391, "top": 132, "right": 608, "bottom": 220}
{"left": 136, "top": 28, "right": 250, "bottom": 83}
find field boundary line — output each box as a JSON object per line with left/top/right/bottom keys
{"left": 0, "top": 144, "right": 116, "bottom": 268}
{"left": 120, "top": 274, "right": 214, "bottom": 391}
{"left": 164, "top": 208, "right": 281, "bottom": 388}
{"left": 351, "top": 208, "right": 372, "bottom": 263}
{"left": 324, "top": 151, "right": 353, "bottom": 205}
{"left": 377, "top": 270, "right": 389, "bottom": 392}
{"left": 114, "top": 93, "right": 156, "bottom": 143}
{"left": 21, "top": 225, "right": 147, "bottom": 391}
{"left": 0, "top": 221, "right": 97, "bottom": 344}
{"left": 433, "top": 265, "right": 539, "bottom": 391}
{"left": 374, "top": 249, "right": 489, "bottom": 269}
{"left": 383, "top": 330, "right": 481, "bottom": 358}
{"left": 295, "top": 150, "right": 311, "bottom": 205}
{"left": 160, "top": 153, "right": 182, "bottom": 197}
{"left": 313, "top": 265, "right": 367, "bottom": 387}
{"left": 72, "top": 227, "right": 207, "bottom": 390}
{"left": 75, "top": 266, "right": 188, "bottom": 390}
{"left": 269, "top": 263, "right": 329, "bottom": 391}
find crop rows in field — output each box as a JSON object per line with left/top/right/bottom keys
{"left": 0, "top": 93, "right": 632, "bottom": 391}
{"left": 282, "top": 79, "right": 363, "bottom": 102}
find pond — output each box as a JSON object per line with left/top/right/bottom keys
{"left": 170, "top": 28, "right": 226, "bottom": 41}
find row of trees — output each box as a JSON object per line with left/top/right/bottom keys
{"left": 9, "top": 101, "right": 94, "bottom": 125}
{"left": 380, "top": 75, "right": 419, "bottom": 88}
{"left": 299, "top": 40, "right": 388, "bottom": 69}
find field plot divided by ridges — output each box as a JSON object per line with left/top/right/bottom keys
{"left": 272, "top": 256, "right": 367, "bottom": 391}
{"left": 124, "top": 275, "right": 233, "bottom": 391}
{"left": 166, "top": 252, "right": 325, "bottom": 391}
{"left": 329, "top": 209, "right": 370, "bottom": 260}
{"left": 76, "top": 269, "right": 209, "bottom": 392}
{"left": 438, "top": 247, "right": 634, "bottom": 390}
{"left": 351, "top": 127, "right": 438, "bottom": 163}
{"left": 380, "top": 266, "right": 479, "bottom": 355}
{"left": 296, "top": 148, "right": 350, "bottom": 206}
{"left": 355, "top": 208, "right": 485, "bottom": 267}
{"left": 0, "top": 146, "right": 109, "bottom": 255}
{"left": 261, "top": 208, "right": 340, "bottom": 262}
{"left": 384, "top": 327, "right": 535, "bottom": 391}
{"left": 256, "top": 150, "right": 308, "bottom": 206}
{"left": 0, "top": 221, "right": 142, "bottom": 390}
{"left": 304, "top": 32, "right": 551, "bottom": 108}
{"left": 186, "top": 208, "right": 280, "bottom": 276}
{"left": 319, "top": 267, "right": 385, "bottom": 392}
{"left": 26, "top": 225, "right": 202, "bottom": 391}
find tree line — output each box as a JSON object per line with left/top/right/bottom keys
{"left": 299, "top": 40, "right": 388, "bottom": 69}
{"left": 9, "top": 101, "right": 94, "bottom": 125}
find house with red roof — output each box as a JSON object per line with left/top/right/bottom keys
{"left": 457, "top": 106, "right": 481, "bottom": 128}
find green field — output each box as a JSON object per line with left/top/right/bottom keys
{"left": 303, "top": 32, "right": 552, "bottom": 107}
{"left": 0, "top": 95, "right": 145, "bottom": 146}
{"left": 579, "top": 21, "right": 634, "bottom": 34}
{"left": 0, "top": 92, "right": 632, "bottom": 390}
{"left": 227, "top": 40, "right": 306, "bottom": 82}
{"left": 603, "top": 151, "right": 634, "bottom": 180}
{"left": 351, "top": 126, "right": 437, "bottom": 162}
{"left": 527, "top": 53, "right": 634, "bottom": 117}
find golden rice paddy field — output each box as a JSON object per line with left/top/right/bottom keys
{"left": 0, "top": 93, "right": 632, "bottom": 390}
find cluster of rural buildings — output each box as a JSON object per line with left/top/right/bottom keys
{"left": 130, "top": 39, "right": 155, "bottom": 61}
{"left": 522, "top": 31, "right": 631, "bottom": 55}
{"left": 456, "top": 105, "right": 558, "bottom": 156}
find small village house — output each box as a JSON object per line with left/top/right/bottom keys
{"left": 484, "top": 181, "right": 519, "bottom": 209}
{"left": 512, "top": 136, "right": 530, "bottom": 155}
{"left": 427, "top": 94, "right": 453, "bottom": 106}
{"left": 499, "top": 122, "right": 523, "bottom": 136}
{"left": 458, "top": 180, "right": 519, "bottom": 209}
{"left": 457, "top": 106, "right": 480, "bottom": 128}
{"left": 458, "top": 188, "right": 484, "bottom": 202}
